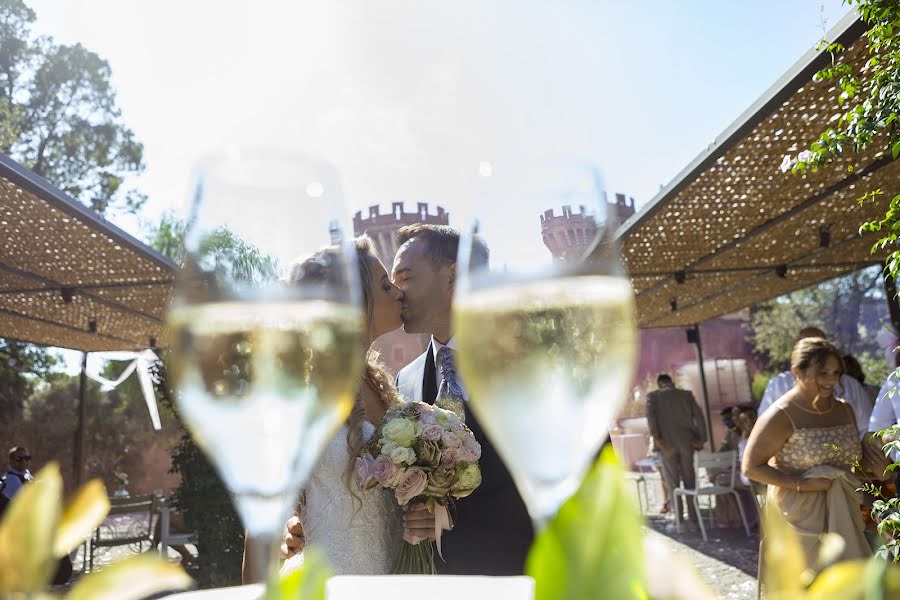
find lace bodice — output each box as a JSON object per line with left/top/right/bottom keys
{"left": 773, "top": 423, "right": 860, "bottom": 475}
{"left": 300, "top": 422, "right": 402, "bottom": 574}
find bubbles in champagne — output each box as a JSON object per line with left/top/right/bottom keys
{"left": 167, "top": 300, "right": 365, "bottom": 534}
{"left": 455, "top": 276, "right": 636, "bottom": 523}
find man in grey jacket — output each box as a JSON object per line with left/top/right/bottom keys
{"left": 646, "top": 374, "right": 707, "bottom": 523}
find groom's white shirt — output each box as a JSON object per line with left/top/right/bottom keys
{"left": 397, "top": 343, "right": 429, "bottom": 403}
{"left": 397, "top": 335, "right": 462, "bottom": 403}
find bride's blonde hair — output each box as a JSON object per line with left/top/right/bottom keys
{"left": 289, "top": 235, "right": 402, "bottom": 512}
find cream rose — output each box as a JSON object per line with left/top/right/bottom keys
{"left": 451, "top": 463, "right": 482, "bottom": 499}
{"left": 383, "top": 418, "right": 419, "bottom": 447}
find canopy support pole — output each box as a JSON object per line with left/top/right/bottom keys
{"left": 73, "top": 352, "right": 87, "bottom": 486}
{"left": 687, "top": 324, "right": 715, "bottom": 449}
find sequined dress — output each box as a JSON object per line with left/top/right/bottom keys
{"left": 767, "top": 401, "right": 868, "bottom": 565}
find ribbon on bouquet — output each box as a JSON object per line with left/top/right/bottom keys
{"left": 433, "top": 503, "right": 453, "bottom": 560}
{"left": 402, "top": 503, "right": 453, "bottom": 559}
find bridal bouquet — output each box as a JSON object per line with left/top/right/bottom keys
{"left": 355, "top": 401, "right": 482, "bottom": 574}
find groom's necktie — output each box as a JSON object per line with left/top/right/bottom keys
{"left": 436, "top": 346, "right": 466, "bottom": 420}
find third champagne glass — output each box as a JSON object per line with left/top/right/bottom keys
{"left": 454, "top": 159, "right": 638, "bottom": 529}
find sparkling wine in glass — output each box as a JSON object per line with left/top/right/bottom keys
{"left": 454, "top": 160, "right": 637, "bottom": 529}
{"left": 166, "top": 148, "right": 365, "bottom": 581}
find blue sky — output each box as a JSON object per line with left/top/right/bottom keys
{"left": 27, "top": 0, "right": 850, "bottom": 232}
{"left": 24, "top": 1, "right": 852, "bottom": 370}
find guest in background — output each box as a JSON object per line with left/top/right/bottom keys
{"left": 744, "top": 338, "right": 875, "bottom": 568}
{"left": 646, "top": 374, "right": 707, "bottom": 525}
{"left": 758, "top": 327, "right": 871, "bottom": 438}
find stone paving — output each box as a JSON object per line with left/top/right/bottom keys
{"left": 630, "top": 468, "right": 760, "bottom": 599}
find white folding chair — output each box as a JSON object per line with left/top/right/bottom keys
{"left": 673, "top": 450, "right": 751, "bottom": 541}
{"left": 158, "top": 497, "right": 198, "bottom": 559}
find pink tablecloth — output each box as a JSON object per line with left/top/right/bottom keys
{"left": 611, "top": 433, "right": 650, "bottom": 470}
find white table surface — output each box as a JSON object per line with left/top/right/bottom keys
{"left": 167, "top": 576, "right": 535, "bottom": 600}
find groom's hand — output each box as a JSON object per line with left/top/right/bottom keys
{"left": 280, "top": 515, "right": 305, "bottom": 558}
{"left": 403, "top": 502, "right": 438, "bottom": 543}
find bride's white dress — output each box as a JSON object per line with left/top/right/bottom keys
{"left": 281, "top": 421, "right": 402, "bottom": 575}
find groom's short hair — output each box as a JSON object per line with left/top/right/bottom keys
{"left": 396, "top": 224, "right": 489, "bottom": 270}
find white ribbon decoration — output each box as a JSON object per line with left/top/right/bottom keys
{"left": 85, "top": 350, "right": 162, "bottom": 430}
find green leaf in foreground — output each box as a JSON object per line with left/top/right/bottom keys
{"left": 65, "top": 554, "right": 193, "bottom": 600}
{"left": 54, "top": 479, "right": 110, "bottom": 558}
{"left": 264, "top": 546, "right": 333, "bottom": 600}
{"left": 0, "top": 462, "right": 62, "bottom": 594}
{"left": 526, "top": 447, "right": 647, "bottom": 600}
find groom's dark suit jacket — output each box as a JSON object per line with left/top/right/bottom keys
{"left": 396, "top": 342, "right": 534, "bottom": 575}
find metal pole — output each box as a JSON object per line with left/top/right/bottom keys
{"left": 73, "top": 352, "right": 87, "bottom": 486}
{"left": 690, "top": 324, "right": 715, "bottom": 449}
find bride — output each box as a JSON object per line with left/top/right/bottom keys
{"left": 242, "top": 235, "right": 434, "bottom": 580}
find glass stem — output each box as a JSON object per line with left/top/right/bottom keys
{"left": 242, "top": 530, "right": 276, "bottom": 585}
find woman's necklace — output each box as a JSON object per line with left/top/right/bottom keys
{"left": 794, "top": 394, "right": 835, "bottom": 414}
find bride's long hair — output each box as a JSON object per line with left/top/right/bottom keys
{"left": 289, "top": 235, "right": 402, "bottom": 510}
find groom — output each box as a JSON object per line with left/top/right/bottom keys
{"left": 391, "top": 224, "right": 534, "bottom": 575}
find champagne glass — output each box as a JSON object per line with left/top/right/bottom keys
{"left": 454, "top": 159, "right": 637, "bottom": 529}
{"left": 166, "top": 148, "right": 365, "bottom": 581}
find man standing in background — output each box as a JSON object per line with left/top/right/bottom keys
{"left": 646, "top": 374, "right": 707, "bottom": 524}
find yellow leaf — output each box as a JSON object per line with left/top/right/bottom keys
{"left": 66, "top": 554, "right": 193, "bottom": 600}
{"left": 806, "top": 560, "right": 868, "bottom": 599}
{"left": 54, "top": 479, "right": 110, "bottom": 557}
{"left": 0, "top": 462, "right": 63, "bottom": 594}
{"left": 762, "top": 503, "right": 809, "bottom": 594}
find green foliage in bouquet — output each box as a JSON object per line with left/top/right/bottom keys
{"left": 0, "top": 462, "right": 191, "bottom": 599}
{"left": 526, "top": 447, "right": 646, "bottom": 600}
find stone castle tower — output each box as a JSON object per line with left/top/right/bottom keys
{"left": 353, "top": 202, "right": 450, "bottom": 268}
{"left": 353, "top": 202, "right": 449, "bottom": 375}
{"left": 540, "top": 192, "right": 636, "bottom": 260}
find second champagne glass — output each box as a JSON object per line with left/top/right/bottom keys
{"left": 166, "top": 148, "right": 365, "bottom": 581}
{"left": 454, "top": 159, "right": 638, "bottom": 530}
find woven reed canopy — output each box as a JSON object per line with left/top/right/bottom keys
{"left": 618, "top": 13, "right": 893, "bottom": 329}
{"left": 0, "top": 152, "right": 176, "bottom": 352}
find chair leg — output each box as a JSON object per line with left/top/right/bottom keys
{"left": 732, "top": 490, "right": 751, "bottom": 536}
{"left": 639, "top": 479, "right": 648, "bottom": 516}
{"left": 674, "top": 491, "right": 682, "bottom": 532}
{"left": 693, "top": 496, "right": 708, "bottom": 541}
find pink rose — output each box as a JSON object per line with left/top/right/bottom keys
{"left": 422, "top": 424, "right": 443, "bottom": 442}
{"left": 440, "top": 447, "right": 460, "bottom": 466}
{"left": 464, "top": 437, "right": 482, "bottom": 461}
{"left": 394, "top": 467, "right": 428, "bottom": 505}
{"left": 441, "top": 432, "right": 462, "bottom": 449}
{"left": 354, "top": 454, "right": 377, "bottom": 492}
{"left": 418, "top": 407, "right": 436, "bottom": 426}
{"left": 373, "top": 454, "right": 404, "bottom": 487}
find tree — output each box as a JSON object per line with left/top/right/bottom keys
{"left": 749, "top": 266, "right": 890, "bottom": 382}
{"left": 0, "top": 338, "right": 56, "bottom": 422}
{"left": 0, "top": 0, "right": 146, "bottom": 216}
{"left": 793, "top": 0, "right": 900, "bottom": 279}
